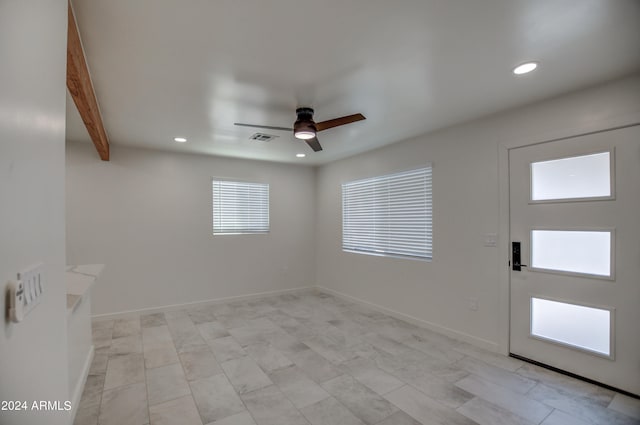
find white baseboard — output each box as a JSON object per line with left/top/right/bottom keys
{"left": 316, "top": 285, "right": 500, "bottom": 353}
{"left": 92, "top": 286, "right": 315, "bottom": 321}
{"left": 69, "top": 344, "right": 94, "bottom": 425}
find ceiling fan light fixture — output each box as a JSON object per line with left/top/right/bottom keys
{"left": 293, "top": 117, "right": 317, "bottom": 140}
{"left": 294, "top": 130, "right": 316, "bottom": 140}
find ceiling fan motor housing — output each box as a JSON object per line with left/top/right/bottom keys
{"left": 295, "top": 107, "right": 315, "bottom": 122}
{"left": 294, "top": 107, "right": 317, "bottom": 136}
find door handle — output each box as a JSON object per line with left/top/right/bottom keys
{"left": 512, "top": 241, "right": 528, "bottom": 271}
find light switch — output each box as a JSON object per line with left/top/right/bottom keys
{"left": 7, "top": 281, "right": 25, "bottom": 322}
{"left": 483, "top": 233, "right": 497, "bottom": 247}
{"left": 17, "top": 262, "right": 44, "bottom": 317}
{"left": 24, "top": 280, "right": 32, "bottom": 305}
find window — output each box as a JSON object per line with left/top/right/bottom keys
{"left": 531, "top": 229, "right": 612, "bottom": 278}
{"left": 342, "top": 166, "right": 432, "bottom": 260}
{"left": 531, "top": 297, "right": 612, "bottom": 357}
{"left": 530, "top": 151, "right": 613, "bottom": 202}
{"left": 212, "top": 179, "right": 269, "bottom": 235}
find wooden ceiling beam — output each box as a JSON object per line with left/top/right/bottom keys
{"left": 66, "top": 1, "right": 110, "bottom": 161}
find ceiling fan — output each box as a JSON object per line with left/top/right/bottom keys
{"left": 234, "top": 107, "right": 366, "bottom": 152}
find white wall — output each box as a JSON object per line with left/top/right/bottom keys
{"left": 316, "top": 74, "right": 640, "bottom": 351}
{"left": 66, "top": 73, "right": 640, "bottom": 350}
{"left": 0, "top": 1, "right": 70, "bottom": 425}
{"left": 66, "top": 143, "right": 316, "bottom": 315}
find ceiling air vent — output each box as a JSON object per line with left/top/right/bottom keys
{"left": 249, "top": 133, "right": 278, "bottom": 142}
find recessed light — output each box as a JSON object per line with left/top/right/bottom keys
{"left": 174, "top": 137, "right": 187, "bottom": 143}
{"left": 513, "top": 62, "right": 538, "bottom": 75}
{"left": 296, "top": 153, "right": 306, "bottom": 158}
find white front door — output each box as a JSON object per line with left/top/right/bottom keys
{"left": 509, "top": 125, "right": 640, "bottom": 395}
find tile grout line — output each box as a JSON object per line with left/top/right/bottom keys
{"left": 538, "top": 408, "right": 556, "bottom": 425}
{"left": 149, "top": 312, "right": 201, "bottom": 424}
{"left": 135, "top": 316, "right": 153, "bottom": 425}
{"left": 173, "top": 342, "right": 205, "bottom": 425}
{"left": 92, "top": 322, "right": 113, "bottom": 425}
{"left": 190, "top": 307, "right": 260, "bottom": 425}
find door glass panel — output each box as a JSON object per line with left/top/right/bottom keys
{"left": 531, "top": 297, "right": 611, "bottom": 356}
{"left": 530, "top": 152, "right": 611, "bottom": 201}
{"left": 531, "top": 230, "right": 611, "bottom": 277}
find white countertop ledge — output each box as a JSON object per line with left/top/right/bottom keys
{"left": 66, "top": 264, "right": 104, "bottom": 313}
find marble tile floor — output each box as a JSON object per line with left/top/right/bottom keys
{"left": 75, "top": 290, "right": 640, "bottom": 425}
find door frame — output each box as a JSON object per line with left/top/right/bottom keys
{"left": 496, "top": 121, "right": 640, "bottom": 356}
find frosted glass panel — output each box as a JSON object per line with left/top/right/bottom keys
{"left": 531, "top": 152, "right": 611, "bottom": 201}
{"left": 531, "top": 230, "right": 611, "bottom": 277}
{"left": 531, "top": 298, "right": 611, "bottom": 356}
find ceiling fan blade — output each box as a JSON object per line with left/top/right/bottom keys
{"left": 316, "top": 113, "right": 366, "bottom": 132}
{"left": 305, "top": 137, "right": 323, "bottom": 152}
{"left": 234, "top": 123, "right": 293, "bottom": 131}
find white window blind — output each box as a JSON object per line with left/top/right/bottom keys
{"left": 342, "top": 166, "right": 432, "bottom": 260}
{"left": 212, "top": 180, "right": 269, "bottom": 235}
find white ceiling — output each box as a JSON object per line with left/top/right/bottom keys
{"left": 66, "top": 0, "right": 640, "bottom": 165}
